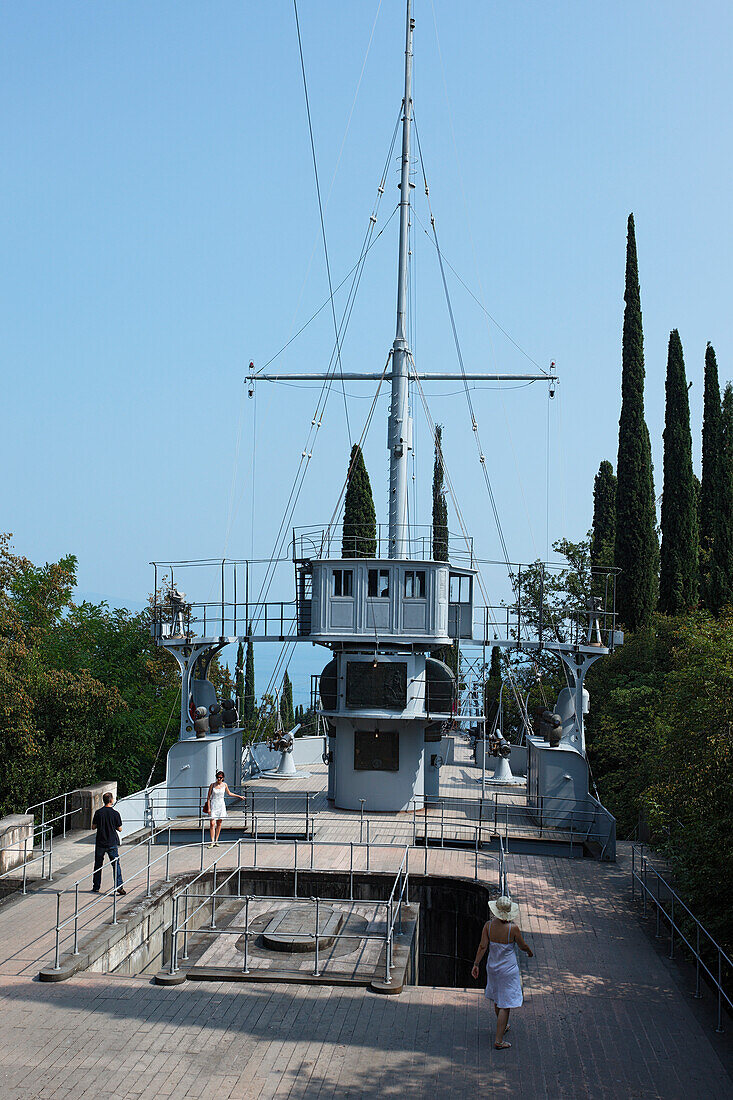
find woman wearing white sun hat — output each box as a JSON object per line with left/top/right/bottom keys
{"left": 471, "top": 895, "right": 533, "bottom": 1050}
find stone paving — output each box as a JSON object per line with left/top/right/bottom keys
{"left": 0, "top": 842, "right": 731, "bottom": 1098}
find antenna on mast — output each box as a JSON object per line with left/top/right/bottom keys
{"left": 387, "top": 0, "right": 415, "bottom": 560}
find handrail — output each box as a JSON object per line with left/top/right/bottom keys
{"left": 25, "top": 789, "right": 85, "bottom": 839}
{"left": 0, "top": 825, "right": 53, "bottom": 892}
{"left": 631, "top": 843, "right": 731, "bottom": 1033}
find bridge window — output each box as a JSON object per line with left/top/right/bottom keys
{"left": 404, "top": 570, "right": 426, "bottom": 598}
{"left": 368, "top": 569, "right": 390, "bottom": 598}
{"left": 449, "top": 573, "right": 471, "bottom": 602}
{"left": 332, "top": 569, "right": 353, "bottom": 597}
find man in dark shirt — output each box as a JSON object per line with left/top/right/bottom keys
{"left": 91, "top": 792, "right": 125, "bottom": 894}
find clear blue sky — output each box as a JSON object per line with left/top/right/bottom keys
{"left": 2, "top": 1, "right": 731, "bottom": 702}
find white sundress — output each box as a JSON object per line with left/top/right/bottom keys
{"left": 209, "top": 784, "right": 227, "bottom": 821}
{"left": 484, "top": 921, "right": 523, "bottom": 1009}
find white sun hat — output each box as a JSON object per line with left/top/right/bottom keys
{"left": 489, "top": 895, "right": 520, "bottom": 921}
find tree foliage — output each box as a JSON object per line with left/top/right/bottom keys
{"left": 659, "top": 329, "right": 698, "bottom": 614}
{"left": 614, "top": 214, "right": 659, "bottom": 631}
{"left": 699, "top": 343, "right": 721, "bottom": 609}
{"left": 280, "top": 669, "right": 294, "bottom": 730}
{"left": 432, "top": 425, "right": 448, "bottom": 562}
{"left": 244, "top": 638, "right": 256, "bottom": 724}
{"left": 708, "top": 384, "right": 733, "bottom": 615}
{"left": 591, "top": 461, "right": 616, "bottom": 574}
{"left": 0, "top": 535, "right": 179, "bottom": 815}
{"left": 587, "top": 611, "right": 733, "bottom": 952}
{"left": 342, "top": 444, "right": 377, "bottom": 558}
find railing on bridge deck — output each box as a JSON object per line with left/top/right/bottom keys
{"left": 631, "top": 843, "right": 731, "bottom": 1033}
{"left": 45, "top": 823, "right": 508, "bottom": 976}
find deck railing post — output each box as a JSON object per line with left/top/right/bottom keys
{"left": 146, "top": 837, "right": 152, "bottom": 897}
{"left": 112, "top": 876, "right": 118, "bottom": 925}
{"left": 441, "top": 801, "right": 444, "bottom": 848}
{"left": 165, "top": 827, "right": 171, "bottom": 883}
{"left": 63, "top": 793, "right": 68, "bottom": 839}
{"left": 294, "top": 838, "right": 298, "bottom": 898}
{"left": 310, "top": 834, "right": 314, "bottom": 870}
{"left": 182, "top": 891, "right": 190, "bottom": 960}
{"left": 22, "top": 856, "right": 28, "bottom": 895}
{"left": 655, "top": 873, "right": 661, "bottom": 938}
{"left": 313, "top": 897, "right": 320, "bottom": 977}
{"left": 413, "top": 801, "right": 416, "bottom": 845}
{"left": 48, "top": 829, "right": 53, "bottom": 882}
{"left": 53, "top": 893, "right": 61, "bottom": 970}
{"left": 169, "top": 897, "right": 179, "bottom": 975}
{"left": 243, "top": 896, "right": 250, "bottom": 973}
{"left": 254, "top": 818, "right": 258, "bottom": 867}
{"left": 384, "top": 904, "right": 391, "bottom": 983}
{"left": 306, "top": 792, "right": 310, "bottom": 839}
{"left": 350, "top": 843, "right": 354, "bottom": 901}
{"left": 360, "top": 800, "right": 365, "bottom": 843}
{"left": 474, "top": 826, "right": 478, "bottom": 881}
{"left": 211, "top": 863, "right": 218, "bottom": 929}
{"left": 274, "top": 795, "right": 278, "bottom": 842}
{"left": 73, "top": 883, "right": 80, "bottom": 954}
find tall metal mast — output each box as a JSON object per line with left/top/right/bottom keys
{"left": 388, "top": 0, "right": 415, "bottom": 560}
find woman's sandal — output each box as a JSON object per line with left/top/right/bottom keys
{"left": 494, "top": 1041, "right": 512, "bottom": 1050}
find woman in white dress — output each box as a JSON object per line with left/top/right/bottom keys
{"left": 471, "top": 895, "right": 533, "bottom": 1049}
{"left": 205, "top": 771, "right": 244, "bottom": 847}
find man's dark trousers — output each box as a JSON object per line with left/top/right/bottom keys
{"left": 93, "top": 845, "right": 123, "bottom": 891}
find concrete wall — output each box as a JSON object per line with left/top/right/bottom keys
{"left": 0, "top": 815, "right": 33, "bottom": 874}
{"left": 74, "top": 783, "right": 117, "bottom": 830}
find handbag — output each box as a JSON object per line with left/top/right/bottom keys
{"left": 203, "top": 800, "right": 210, "bottom": 815}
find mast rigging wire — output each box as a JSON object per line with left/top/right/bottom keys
{"left": 293, "top": 0, "right": 352, "bottom": 446}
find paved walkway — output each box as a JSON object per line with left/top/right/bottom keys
{"left": 0, "top": 842, "right": 730, "bottom": 1098}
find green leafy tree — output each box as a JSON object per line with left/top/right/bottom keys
{"left": 614, "top": 214, "right": 659, "bottom": 630}
{"left": 700, "top": 343, "right": 722, "bottom": 608}
{"left": 235, "top": 642, "right": 244, "bottom": 707}
{"left": 587, "top": 610, "right": 733, "bottom": 953}
{"left": 708, "top": 385, "right": 733, "bottom": 614}
{"left": 590, "top": 461, "right": 616, "bottom": 574}
{"left": 280, "top": 669, "right": 294, "bottom": 730}
{"left": 342, "top": 444, "right": 377, "bottom": 558}
{"left": 659, "top": 330, "right": 698, "bottom": 614}
{"left": 432, "top": 425, "right": 448, "bottom": 561}
{"left": 244, "top": 638, "right": 256, "bottom": 724}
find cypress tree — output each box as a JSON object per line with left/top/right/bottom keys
{"left": 590, "top": 461, "right": 617, "bottom": 573}
{"left": 235, "top": 642, "right": 244, "bottom": 710}
{"left": 709, "top": 385, "right": 733, "bottom": 614}
{"left": 342, "top": 444, "right": 377, "bottom": 558}
{"left": 483, "top": 645, "right": 502, "bottom": 723}
{"left": 243, "top": 637, "right": 255, "bottom": 723}
{"left": 280, "top": 669, "right": 294, "bottom": 730}
{"left": 699, "top": 343, "right": 721, "bottom": 607}
{"left": 432, "top": 425, "right": 449, "bottom": 561}
{"left": 659, "top": 330, "right": 698, "bottom": 614}
{"left": 614, "top": 214, "right": 659, "bottom": 630}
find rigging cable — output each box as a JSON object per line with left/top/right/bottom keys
{"left": 293, "top": 0, "right": 352, "bottom": 446}
{"left": 248, "top": 115, "right": 403, "bottom": 625}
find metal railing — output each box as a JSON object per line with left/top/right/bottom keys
{"left": 47, "top": 819, "right": 508, "bottom": 974}
{"left": 126, "top": 784, "right": 608, "bottom": 854}
{"left": 292, "top": 524, "right": 475, "bottom": 565}
{"left": 26, "top": 790, "right": 84, "bottom": 837}
{"left": 167, "top": 832, "right": 503, "bottom": 983}
{"left": 168, "top": 844, "right": 414, "bottom": 983}
{"left": 631, "top": 844, "right": 731, "bottom": 1033}
{"left": 0, "top": 823, "right": 53, "bottom": 893}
